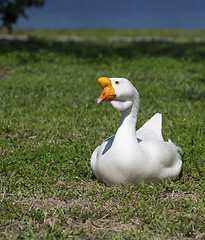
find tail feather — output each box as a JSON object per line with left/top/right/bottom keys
{"left": 168, "top": 139, "right": 183, "bottom": 154}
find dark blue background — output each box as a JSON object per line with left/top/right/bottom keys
{"left": 10, "top": 0, "right": 205, "bottom": 29}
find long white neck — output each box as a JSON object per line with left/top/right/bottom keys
{"left": 115, "top": 92, "right": 140, "bottom": 141}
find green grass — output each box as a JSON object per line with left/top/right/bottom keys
{"left": 0, "top": 30, "right": 205, "bottom": 239}
{"left": 2, "top": 28, "right": 205, "bottom": 42}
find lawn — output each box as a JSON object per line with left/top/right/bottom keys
{"left": 0, "top": 30, "right": 204, "bottom": 239}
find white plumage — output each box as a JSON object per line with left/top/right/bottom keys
{"left": 91, "top": 77, "right": 182, "bottom": 185}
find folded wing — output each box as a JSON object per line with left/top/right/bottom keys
{"left": 136, "top": 113, "right": 164, "bottom": 142}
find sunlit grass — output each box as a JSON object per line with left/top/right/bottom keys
{"left": 0, "top": 31, "right": 204, "bottom": 239}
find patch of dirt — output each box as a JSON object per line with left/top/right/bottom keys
{"left": 2, "top": 180, "right": 203, "bottom": 239}
{"left": 161, "top": 191, "right": 199, "bottom": 203}
{"left": 0, "top": 34, "right": 28, "bottom": 41}
{"left": 7, "top": 181, "right": 141, "bottom": 239}
{"left": 5, "top": 196, "right": 139, "bottom": 239}
{"left": 1, "top": 34, "right": 205, "bottom": 43}
{"left": 0, "top": 68, "right": 9, "bottom": 79}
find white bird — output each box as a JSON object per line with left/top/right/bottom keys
{"left": 91, "top": 77, "right": 182, "bottom": 185}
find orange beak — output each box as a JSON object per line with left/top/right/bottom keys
{"left": 97, "top": 77, "right": 116, "bottom": 104}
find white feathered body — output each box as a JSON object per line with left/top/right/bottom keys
{"left": 91, "top": 78, "right": 182, "bottom": 185}
{"left": 91, "top": 113, "right": 182, "bottom": 185}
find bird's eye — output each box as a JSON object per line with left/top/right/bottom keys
{"left": 115, "top": 81, "right": 119, "bottom": 84}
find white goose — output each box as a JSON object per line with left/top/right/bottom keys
{"left": 91, "top": 77, "right": 182, "bottom": 185}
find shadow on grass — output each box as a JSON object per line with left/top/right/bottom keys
{"left": 0, "top": 38, "right": 205, "bottom": 62}
{"left": 0, "top": 38, "right": 205, "bottom": 101}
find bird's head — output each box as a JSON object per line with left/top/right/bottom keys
{"left": 97, "top": 77, "right": 139, "bottom": 111}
